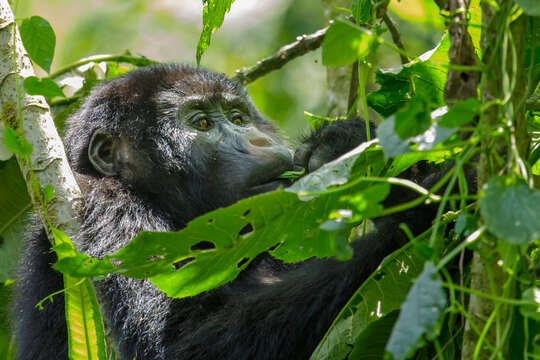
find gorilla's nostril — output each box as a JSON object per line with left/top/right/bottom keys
{"left": 249, "top": 137, "right": 272, "bottom": 147}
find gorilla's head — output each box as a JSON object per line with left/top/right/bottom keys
{"left": 65, "top": 64, "right": 293, "bottom": 227}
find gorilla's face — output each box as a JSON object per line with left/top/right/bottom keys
{"left": 78, "top": 65, "right": 293, "bottom": 224}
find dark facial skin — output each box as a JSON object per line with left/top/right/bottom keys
{"left": 176, "top": 94, "right": 293, "bottom": 197}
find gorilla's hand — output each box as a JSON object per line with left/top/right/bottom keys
{"left": 294, "top": 117, "right": 375, "bottom": 173}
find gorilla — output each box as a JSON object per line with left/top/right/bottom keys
{"left": 13, "top": 64, "right": 439, "bottom": 359}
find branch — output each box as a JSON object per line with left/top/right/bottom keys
{"left": 232, "top": 27, "right": 327, "bottom": 85}
{"left": 382, "top": 14, "right": 408, "bottom": 64}
{"left": 0, "top": 2, "right": 82, "bottom": 240}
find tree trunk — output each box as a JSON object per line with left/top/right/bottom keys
{"left": 0, "top": 0, "right": 82, "bottom": 242}
{"left": 322, "top": 0, "right": 353, "bottom": 117}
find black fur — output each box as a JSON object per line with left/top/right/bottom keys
{"left": 14, "top": 64, "right": 438, "bottom": 360}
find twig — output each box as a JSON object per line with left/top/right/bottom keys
{"left": 232, "top": 27, "right": 328, "bottom": 85}
{"left": 50, "top": 54, "right": 156, "bottom": 79}
{"left": 382, "top": 14, "right": 408, "bottom": 64}
{"left": 347, "top": 61, "right": 359, "bottom": 114}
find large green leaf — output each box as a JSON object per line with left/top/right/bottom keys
{"left": 0, "top": 159, "right": 31, "bottom": 283}
{"left": 19, "top": 16, "right": 56, "bottom": 73}
{"left": 54, "top": 229, "right": 107, "bottom": 360}
{"left": 54, "top": 144, "right": 393, "bottom": 298}
{"left": 385, "top": 263, "right": 446, "bottom": 360}
{"left": 479, "top": 176, "right": 540, "bottom": 245}
{"left": 64, "top": 276, "right": 107, "bottom": 360}
{"left": 310, "top": 243, "right": 425, "bottom": 360}
{"left": 0, "top": 214, "right": 28, "bottom": 283}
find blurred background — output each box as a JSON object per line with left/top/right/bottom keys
{"left": 13, "top": 0, "right": 444, "bottom": 138}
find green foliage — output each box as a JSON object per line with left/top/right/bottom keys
{"left": 23, "top": 76, "right": 65, "bottom": 99}
{"left": 311, "top": 243, "right": 425, "bottom": 360}
{"left": 352, "top": 0, "right": 371, "bottom": 24}
{"left": 3, "top": 127, "right": 33, "bottom": 157}
{"left": 54, "top": 143, "right": 390, "bottom": 298}
{"left": 515, "top": 0, "right": 540, "bottom": 17}
{"left": 322, "top": 20, "right": 375, "bottom": 67}
{"left": 385, "top": 263, "right": 446, "bottom": 360}
{"left": 19, "top": 16, "right": 56, "bottom": 73}
{"left": 439, "top": 98, "right": 480, "bottom": 128}
{"left": 196, "top": 0, "right": 235, "bottom": 65}
{"left": 480, "top": 176, "right": 540, "bottom": 245}
{"left": 53, "top": 228, "right": 107, "bottom": 360}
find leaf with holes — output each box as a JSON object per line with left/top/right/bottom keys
{"left": 367, "top": 35, "right": 449, "bottom": 117}
{"left": 54, "top": 144, "right": 393, "bottom": 298}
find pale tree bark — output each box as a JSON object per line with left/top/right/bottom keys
{"left": 0, "top": 0, "right": 82, "bottom": 242}
{"left": 461, "top": 3, "right": 528, "bottom": 359}
{"left": 322, "top": 0, "right": 353, "bottom": 117}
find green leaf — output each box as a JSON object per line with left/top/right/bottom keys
{"left": 394, "top": 99, "right": 431, "bottom": 139}
{"left": 322, "top": 20, "right": 375, "bottom": 67}
{"left": 0, "top": 211, "right": 28, "bottom": 282}
{"left": 385, "top": 262, "right": 446, "bottom": 360}
{"left": 348, "top": 311, "right": 399, "bottom": 360}
{"left": 23, "top": 77, "right": 65, "bottom": 99}
{"left": 377, "top": 116, "right": 410, "bottom": 158}
{"left": 479, "top": 177, "right": 540, "bottom": 245}
{"left": 367, "top": 35, "right": 449, "bottom": 117}
{"left": 310, "top": 243, "right": 425, "bottom": 360}
{"left": 52, "top": 228, "right": 107, "bottom": 360}
{"left": 439, "top": 98, "right": 480, "bottom": 128}
{"left": 20, "top": 16, "right": 56, "bottom": 73}
{"left": 41, "top": 184, "right": 55, "bottom": 202}
{"left": 378, "top": 107, "right": 456, "bottom": 159}
{"left": 196, "top": 0, "right": 235, "bottom": 65}
{"left": 0, "top": 158, "right": 29, "bottom": 283}
{"left": 514, "top": 0, "right": 540, "bottom": 16}
{"left": 64, "top": 276, "right": 107, "bottom": 360}
{"left": 3, "top": 127, "right": 33, "bottom": 157}
{"left": 352, "top": 0, "right": 372, "bottom": 24}
{"left": 304, "top": 111, "right": 342, "bottom": 131}
{"left": 520, "top": 287, "right": 540, "bottom": 321}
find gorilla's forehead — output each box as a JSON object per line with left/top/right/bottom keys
{"left": 156, "top": 92, "right": 247, "bottom": 108}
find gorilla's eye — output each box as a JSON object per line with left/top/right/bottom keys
{"left": 191, "top": 113, "right": 210, "bottom": 130}
{"left": 230, "top": 111, "right": 245, "bottom": 126}
{"left": 199, "top": 118, "right": 209, "bottom": 130}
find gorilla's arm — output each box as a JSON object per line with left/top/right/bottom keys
{"left": 14, "top": 229, "right": 67, "bottom": 360}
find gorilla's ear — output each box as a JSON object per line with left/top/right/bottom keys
{"left": 88, "top": 130, "right": 117, "bottom": 176}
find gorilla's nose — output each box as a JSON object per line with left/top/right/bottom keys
{"left": 249, "top": 137, "right": 272, "bottom": 147}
